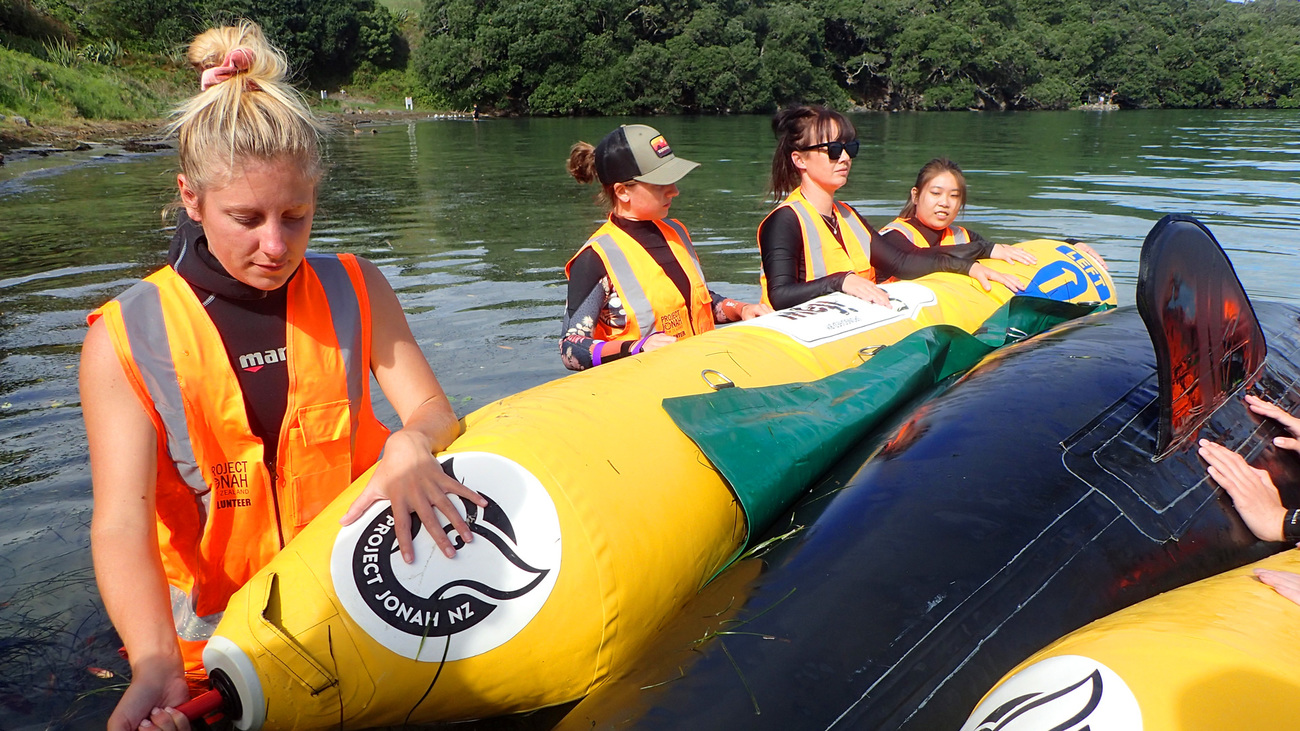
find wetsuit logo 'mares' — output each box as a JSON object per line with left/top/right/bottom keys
{"left": 331, "top": 452, "right": 562, "bottom": 662}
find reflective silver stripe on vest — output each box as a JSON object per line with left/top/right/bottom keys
{"left": 592, "top": 234, "right": 656, "bottom": 335}
{"left": 170, "top": 583, "right": 222, "bottom": 642}
{"left": 836, "top": 201, "right": 873, "bottom": 261}
{"left": 659, "top": 219, "right": 708, "bottom": 288}
{"left": 879, "top": 221, "right": 915, "bottom": 244}
{"left": 305, "top": 254, "right": 364, "bottom": 451}
{"left": 115, "top": 280, "right": 209, "bottom": 499}
{"left": 118, "top": 280, "right": 223, "bottom": 641}
{"left": 786, "top": 204, "right": 827, "bottom": 280}
{"left": 880, "top": 220, "right": 969, "bottom": 246}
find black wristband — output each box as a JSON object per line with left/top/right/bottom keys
{"left": 1283, "top": 509, "right": 1300, "bottom": 543}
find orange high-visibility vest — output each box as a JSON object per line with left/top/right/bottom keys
{"left": 88, "top": 253, "right": 390, "bottom": 671}
{"left": 759, "top": 187, "right": 876, "bottom": 307}
{"left": 565, "top": 218, "right": 714, "bottom": 343}
{"left": 879, "top": 217, "right": 971, "bottom": 248}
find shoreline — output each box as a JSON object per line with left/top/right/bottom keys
{"left": 0, "top": 109, "right": 477, "bottom": 160}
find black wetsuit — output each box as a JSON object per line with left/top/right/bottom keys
{"left": 168, "top": 213, "right": 289, "bottom": 462}
{"left": 877, "top": 217, "right": 997, "bottom": 275}
{"left": 758, "top": 206, "right": 996, "bottom": 310}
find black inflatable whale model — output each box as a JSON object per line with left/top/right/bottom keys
{"left": 549, "top": 215, "right": 1300, "bottom": 730}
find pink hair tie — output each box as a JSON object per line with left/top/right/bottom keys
{"left": 200, "top": 48, "right": 258, "bottom": 91}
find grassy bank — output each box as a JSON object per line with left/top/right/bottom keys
{"left": 0, "top": 0, "right": 442, "bottom": 152}
{"left": 0, "top": 45, "right": 194, "bottom": 151}
{"left": 0, "top": 45, "right": 187, "bottom": 125}
{"left": 0, "top": 50, "right": 451, "bottom": 153}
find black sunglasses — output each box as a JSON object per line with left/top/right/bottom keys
{"left": 798, "top": 139, "right": 860, "bottom": 161}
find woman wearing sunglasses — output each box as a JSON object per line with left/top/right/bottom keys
{"left": 561, "top": 124, "right": 771, "bottom": 371}
{"left": 759, "top": 106, "right": 1025, "bottom": 310}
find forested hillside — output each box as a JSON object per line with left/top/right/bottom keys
{"left": 1, "top": 0, "right": 410, "bottom": 131}
{"left": 416, "top": 0, "right": 1300, "bottom": 113}
{"left": 4, "top": 0, "right": 1300, "bottom": 123}
{"left": 1, "top": 0, "right": 404, "bottom": 76}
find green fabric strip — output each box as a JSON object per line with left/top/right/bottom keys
{"left": 663, "top": 297, "right": 1107, "bottom": 548}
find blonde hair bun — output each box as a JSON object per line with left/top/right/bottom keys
{"left": 169, "top": 20, "right": 326, "bottom": 194}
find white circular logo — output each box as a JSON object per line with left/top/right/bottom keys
{"left": 331, "top": 452, "right": 562, "bottom": 661}
{"left": 961, "top": 655, "right": 1142, "bottom": 731}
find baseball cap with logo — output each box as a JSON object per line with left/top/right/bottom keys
{"left": 593, "top": 124, "right": 699, "bottom": 186}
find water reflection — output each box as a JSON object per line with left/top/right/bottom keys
{"left": 2, "top": 110, "right": 1300, "bottom": 726}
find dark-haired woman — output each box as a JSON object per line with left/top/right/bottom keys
{"left": 758, "top": 106, "right": 1024, "bottom": 310}
{"left": 879, "top": 158, "right": 1037, "bottom": 273}
{"left": 561, "top": 124, "right": 770, "bottom": 371}
{"left": 881, "top": 158, "right": 1107, "bottom": 277}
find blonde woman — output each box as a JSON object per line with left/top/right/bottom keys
{"left": 80, "top": 22, "right": 484, "bottom": 730}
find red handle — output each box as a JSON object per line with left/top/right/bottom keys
{"left": 176, "top": 689, "right": 225, "bottom": 720}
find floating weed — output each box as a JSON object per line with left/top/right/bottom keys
{"left": 738, "top": 525, "right": 805, "bottom": 561}
{"left": 719, "top": 641, "right": 760, "bottom": 715}
{"left": 639, "top": 667, "right": 685, "bottom": 690}
{"left": 713, "top": 631, "right": 779, "bottom": 641}
{"left": 718, "top": 587, "right": 797, "bottom": 632}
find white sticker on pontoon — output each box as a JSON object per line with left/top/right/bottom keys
{"left": 960, "top": 655, "right": 1142, "bottom": 731}
{"left": 737, "top": 284, "right": 938, "bottom": 346}
{"left": 331, "top": 452, "right": 561, "bottom": 662}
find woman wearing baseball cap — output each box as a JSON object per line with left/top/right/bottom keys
{"left": 561, "top": 124, "right": 771, "bottom": 371}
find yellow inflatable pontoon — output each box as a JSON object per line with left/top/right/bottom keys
{"left": 962, "top": 549, "right": 1300, "bottom": 731}
{"left": 201, "top": 242, "right": 1114, "bottom": 729}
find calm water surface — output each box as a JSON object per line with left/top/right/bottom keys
{"left": 2, "top": 110, "right": 1299, "bottom": 727}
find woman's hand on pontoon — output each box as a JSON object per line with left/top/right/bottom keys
{"left": 641, "top": 333, "right": 678, "bottom": 353}
{"left": 1072, "top": 241, "right": 1108, "bottom": 272}
{"left": 990, "top": 244, "right": 1037, "bottom": 266}
{"left": 968, "top": 262, "right": 1024, "bottom": 294}
{"left": 841, "top": 273, "right": 891, "bottom": 307}
{"left": 1255, "top": 569, "right": 1300, "bottom": 606}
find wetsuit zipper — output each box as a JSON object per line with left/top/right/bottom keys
{"left": 268, "top": 456, "right": 286, "bottom": 549}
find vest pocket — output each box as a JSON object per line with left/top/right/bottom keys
{"left": 286, "top": 462, "right": 352, "bottom": 538}
{"left": 283, "top": 399, "right": 353, "bottom": 538}
{"left": 293, "top": 399, "right": 351, "bottom": 445}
